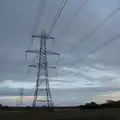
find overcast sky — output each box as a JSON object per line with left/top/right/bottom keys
{"left": 1, "top": 0, "right": 120, "bottom": 106}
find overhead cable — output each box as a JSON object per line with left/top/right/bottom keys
{"left": 48, "top": 0, "right": 68, "bottom": 35}
{"left": 56, "top": 5, "right": 120, "bottom": 65}
{"left": 32, "top": 0, "right": 46, "bottom": 35}
{"left": 59, "top": 0, "right": 88, "bottom": 37}
{"left": 74, "top": 33, "right": 120, "bottom": 65}
{"left": 28, "top": 0, "right": 47, "bottom": 49}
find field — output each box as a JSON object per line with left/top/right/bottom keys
{"left": 0, "top": 108, "right": 120, "bottom": 120}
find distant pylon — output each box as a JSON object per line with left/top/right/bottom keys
{"left": 17, "top": 88, "right": 24, "bottom": 107}
{"left": 25, "top": 30, "right": 60, "bottom": 107}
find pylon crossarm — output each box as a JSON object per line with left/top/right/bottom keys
{"left": 32, "top": 34, "right": 54, "bottom": 40}
{"left": 36, "top": 100, "right": 46, "bottom": 102}
{"left": 32, "top": 30, "right": 55, "bottom": 46}
{"left": 28, "top": 64, "right": 56, "bottom": 68}
{"left": 47, "top": 51, "right": 60, "bottom": 56}
{"left": 36, "top": 100, "right": 52, "bottom": 104}
{"left": 28, "top": 64, "right": 57, "bottom": 74}
{"left": 25, "top": 50, "right": 59, "bottom": 55}
{"left": 25, "top": 50, "right": 60, "bottom": 61}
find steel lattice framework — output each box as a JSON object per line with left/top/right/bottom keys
{"left": 16, "top": 88, "right": 24, "bottom": 107}
{"left": 26, "top": 30, "right": 60, "bottom": 107}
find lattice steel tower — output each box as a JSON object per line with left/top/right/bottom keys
{"left": 16, "top": 88, "right": 24, "bottom": 107}
{"left": 26, "top": 30, "right": 59, "bottom": 107}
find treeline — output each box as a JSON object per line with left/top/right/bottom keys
{"left": 1, "top": 100, "right": 120, "bottom": 110}
{"left": 80, "top": 100, "right": 120, "bottom": 109}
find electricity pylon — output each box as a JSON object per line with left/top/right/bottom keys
{"left": 26, "top": 30, "right": 60, "bottom": 107}
{"left": 16, "top": 88, "right": 24, "bottom": 107}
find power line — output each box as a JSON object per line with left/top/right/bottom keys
{"left": 28, "top": 0, "right": 46, "bottom": 49}
{"left": 56, "top": 33, "right": 120, "bottom": 78}
{"left": 48, "top": 0, "right": 68, "bottom": 35}
{"left": 56, "top": 5, "right": 120, "bottom": 65}
{"left": 58, "top": 0, "right": 88, "bottom": 38}
{"left": 55, "top": 0, "right": 88, "bottom": 63}
{"left": 74, "top": 33, "right": 120, "bottom": 65}
{"left": 49, "top": 0, "right": 65, "bottom": 33}
{"left": 32, "top": 0, "right": 46, "bottom": 35}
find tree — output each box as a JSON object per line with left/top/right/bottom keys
{"left": 106, "top": 100, "right": 114, "bottom": 104}
{"left": 0, "top": 104, "right": 3, "bottom": 108}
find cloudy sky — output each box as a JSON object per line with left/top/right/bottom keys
{"left": 1, "top": 0, "right": 120, "bottom": 106}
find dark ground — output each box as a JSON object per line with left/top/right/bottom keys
{"left": 0, "top": 107, "right": 120, "bottom": 120}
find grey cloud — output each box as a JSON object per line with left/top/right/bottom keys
{"left": 1, "top": 86, "right": 120, "bottom": 96}
{"left": 0, "top": 86, "right": 120, "bottom": 106}
{"left": 1, "top": 0, "right": 120, "bottom": 105}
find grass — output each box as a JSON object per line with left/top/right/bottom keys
{"left": 0, "top": 107, "right": 120, "bottom": 120}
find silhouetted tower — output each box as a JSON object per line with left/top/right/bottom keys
{"left": 17, "top": 88, "right": 24, "bottom": 107}
{"left": 25, "top": 30, "right": 60, "bottom": 107}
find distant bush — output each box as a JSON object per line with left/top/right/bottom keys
{"left": 80, "top": 102, "right": 99, "bottom": 109}
{"left": 0, "top": 104, "right": 3, "bottom": 108}
{"left": 80, "top": 100, "right": 120, "bottom": 109}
